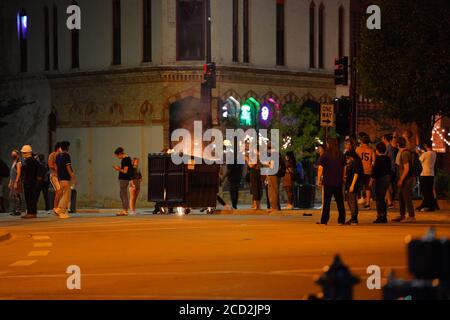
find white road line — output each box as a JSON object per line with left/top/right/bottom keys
{"left": 0, "top": 265, "right": 408, "bottom": 279}
{"left": 9, "top": 260, "right": 38, "bottom": 267}
{"left": 28, "top": 250, "right": 50, "bottom": 257}
{"left": 32, "top": 235, "right": 51, "bottom": 241}
{"left": 33, "top": 242, "right": 53, "bottom": 248}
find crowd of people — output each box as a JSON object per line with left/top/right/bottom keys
{"left": 317, "top": 130, "right": 438, "bottom": 225}
{"left": 0, "top": 129, "right": 439, "bottom": 223}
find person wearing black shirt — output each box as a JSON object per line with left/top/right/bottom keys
{"left": 114, "top": 147, "right": 134, "bottom": 216}
{"left": 317, "top": 139, "right": 347, "bottom": 225}
{"left": 20, "top": 145, "right": 39, "bottom": 219}
{"left": 55, "top": 141, "right": 76, "bottom": 219}
{"left": 372, "top": 142, "right": 392, "bottom": 224}
{"left": 344, "top": 151, "right": 363, "bottom": 225}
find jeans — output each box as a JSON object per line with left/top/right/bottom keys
{"left": 347, "top": 191, "right": 359, "bottom": 221}
{"left": 321, "top": 186, "right": 346, "bottom": 224}
{"left": 229, "top": 183, "right": 240, "bottom": 209}
{"left": 23, "top": 184, "right": 38, "bottom": 215}
{"left": 419, "top": 176, "right": 435, "bottom": 210}
{"left": 375, "top": 175, "right": 391, "bottom": 219}
{"left": 119, "top": 180, "right": 130, "bottom": 211}
{"left": 399, "top": 177, "right": 415, "bottom": 218}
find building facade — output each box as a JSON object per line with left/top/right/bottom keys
{"left": 0, "top": 0, "right": 351, "bottom": 207}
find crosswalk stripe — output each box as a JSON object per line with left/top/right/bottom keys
{"left": 9, "top": 260, "right": 37, "bottom": 267}
{"left": 33, "top": 242, "right": 53, "bottom": 248}
{"left": 28, "top": 251, "right": 50, "bottom": 257}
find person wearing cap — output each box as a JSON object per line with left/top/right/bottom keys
{"left": 54, "top": 141, "right": 75, "bottom": 219}
{"left": 20, "top": 145, "right": 40, "bottom": 219}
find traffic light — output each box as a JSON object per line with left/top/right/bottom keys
{"left": 334, "top": 97, "right": 351, "bottom": 136}
{"left": 334, "top": 57, "right": 349, "bottom": 86}
{"left": 203, "top": 62, "right": 216, "bottom": 88}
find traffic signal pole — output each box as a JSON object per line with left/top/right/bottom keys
{"left": 202, "top": 0, "right": 213, "bottom": 130}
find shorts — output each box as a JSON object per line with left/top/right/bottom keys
{"left": 50, "top": 175, "right": 61, "bottom": 192}
{"left": 130, "top": 179, "right": 141, "bottom": 192}
{"left": 361, "top": 174, "right": 372, "bottom": 190}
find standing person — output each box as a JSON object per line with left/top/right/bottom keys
{"left": 36, "top": 154, "right": 51, "bottom": 213}
{"left": 392, "top": 137, "right": 416, "bottom": 223}
{"left": 344, "top": 151, "right": 363, "bottom": 225}
{"left": 317, "top": 139, "right": 347, "bottom": 225}
{"left": 382, "top": 134, "right": 398, "bottom": 208}
{"left": 129, "top": 157, "right": 142, "bottom": 216}
{"left": 226, "top": 162, "right": 243, "bottom": 210}
{"left": 54, "top": 141, "right": 75, "bottom": 219}
{"left": 264, "top": 150, "right": 283, "bottom": 212}
{"left": 8, "top": 150, "right": 24, "bottom": 216}
{"left": 417, "top": 141, "right": 437, "bottom": 212}
{"left": 356, "top": 135, "right": 375, "bottom": 209}
{"left": 283, "top": 151, "right": 296, "bottom": 210}
{"left": 372, "top": 143, "right": 392, "bottom": 224}
{"left": 20, "top": 145, "right": 40, "bottom": 219}
{"left": 403, "top": 129, "right": 417, "bottom": 152}
{"left": 48, "top": 142, "right": 62, "bottom": 213}
{"left": 113, "top": 147, "right": 134, "bottom": 216}
{"left": 0, "top": 158, "right": 9, "bottom": 213}
{"left": 246, "top": 154, "right": 262, "bottom": 210}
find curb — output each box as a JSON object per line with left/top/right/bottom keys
{"left": 0, "top": 230, "right": 12, "bottom": 243}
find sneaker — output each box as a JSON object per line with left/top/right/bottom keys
{"left": 345, "top": 219, "right": 359, "bottom": 225}
{"left": 21, "top": 214, "right": 37, "bottom": 219}
{"left": 401, "top": 217, "right": 416, "bottom": 223}
{"left": 284, "top": 204, "right": 294, "bottom": 210}
{"left": 116, "top": 211, "right": 128, "bottom": 217}
{"left": 392, "top": 215, "right": 406, "bottom": 223}
{"left": 420, "top": 208, "right": 434, "bottom": 212}
{"left": 10, "top": 211, "right": 22, "bottom": 216}
{"left": 59, "top": 213, "right": 71, "bottom": 219}
{"left": 388, "top": 204, "right": 395, "bottom": 209}
{"left": 364, "top": 205, "right": 371, "bottom": 209}
{"left": 129, "top": 210, "right": 137, "bottom": 216}
{"left": 357, "top": 198, "right": 366, "bottom": 205}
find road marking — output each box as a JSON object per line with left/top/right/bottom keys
{"left": 9, "top": 260, "right": 37, "bottom": 267}
{"left": 33, "top": 242, "right": 53, "bottom": 248}
{"left": 0, "top": 265, "right": 408, "bottom": 279}
{"left": 32, "top": 235, "right": 50, "bottom": 241}
{"left": 28, "top": 250, "right": 50, "bottom": 257}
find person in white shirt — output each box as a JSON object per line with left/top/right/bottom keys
{"left": 417, "top": 141, "right": 437, "bottom": 212}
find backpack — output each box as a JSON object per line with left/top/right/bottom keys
{"left": 411, "top": 151, "right": 423, "bottom": 177}
{"left": 0, "top": 159, "right": 9, "bottom": 178}
{"left": 36, "top": 158, "right": 49, "bottom": 181}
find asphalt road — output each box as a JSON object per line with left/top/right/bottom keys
{"left": 1, "top": 210, "right": 450, "bottom": 300}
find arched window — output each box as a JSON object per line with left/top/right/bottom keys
{"left": 17, "top": 9, "right": 28, "bottom": 72}
{"left": 318, "top": 2, "right": 325, "bottom": 69}
{"left": 71, "top": 1, "right": 80, "bottom": 68}
{"left": 309, "top": 2, "right": 315, "bottom": 68}
{"left": 338, "top": 5, "right": 345, "bottom": 58}
{"left": 113, "top": 0, "right": 121, "bottom": 65}
{"left": 53, "top": 4, "right": 59, "bottom": 70}
{"left": 276, "top": 0, "right": 285, "bottom": 66}
{"left": 44, "top": 6, "right": 50, "bottom": 70}
{"left": 143, "top": 0, "right": 152, "bottom": 62}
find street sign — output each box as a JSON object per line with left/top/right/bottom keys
{"left": 320, "top": 104, "right": 335, "bottom": 128}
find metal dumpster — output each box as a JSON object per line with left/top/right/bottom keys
{"left": 148, "top": 153, "right": 220, "bottom": 210}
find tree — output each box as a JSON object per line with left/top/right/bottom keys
{"left": 0, "top": 95, "right": 34, "bottom": 128}
{"left": 358, "top": 0, "right": 450, "bottom": 142}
